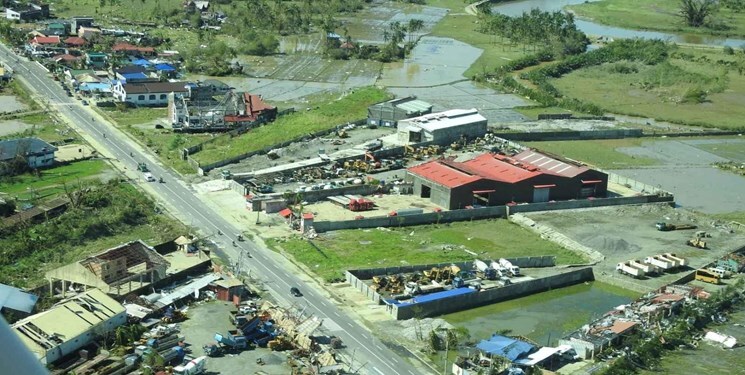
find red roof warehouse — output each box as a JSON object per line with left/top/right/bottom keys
{"left": 406, "top": 150, "right": 608, "bottom": 209}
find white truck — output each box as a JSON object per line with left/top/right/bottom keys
{"left": 645, "top": 256, "right": 674, "bottom": 271}
{"left": 617, "top": 261, "right": 645, "bottom": 278}
{"left": 629, "top": 259, "right": 657, "bottom": 274}
{"left": 474, "top": 260, "right": 497, "bottom": 280}
{"left": 174, "top": 356, "right": 207, "bottom": 375}
{"left": 498, "top": 258, "right": 520, "bottom": 276}
{"left": 143, "top": 172, "right": 156, "bottom": 182}
{"left": 662, "top": 253, "right": 688, "bottom": 267}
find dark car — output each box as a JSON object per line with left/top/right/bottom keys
{"left": 290, "top": 287, "right": 302, "bottom": 297}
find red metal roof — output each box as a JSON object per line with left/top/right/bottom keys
{"left": 112, "top": 42, "right": 155, "bottom": 53}
{"left": 53, "top": 54, "right": 81, "bottom": 61}
{"left": 407, "top": 160, "right": 481, "bottom": 188}
{"left": 31, "top": 36, "right": 60, "bottom": 45}
{"left": 513, "top": 149, "right": 589, "bottom": 177}
{"left": 64, "top": 37, "right": 86, "bottom": 46}
{"left": 302, "top": 213, "right": 314, "bottom": 220}
{"left": 278, "top": 208, "right": 293, "bottom": 217}
{"left": 460, "top": 153, "right": 542, "bottom": 183}
{"left": 582, "top": 179, "right": 603, "bottom": 184}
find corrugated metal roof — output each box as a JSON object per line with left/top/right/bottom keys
{"left": 396, "top": 99, "right": 432, "bottom": 114}
{"left": 407, "top": 160, "right": 481, "bottom": 188}
{"left": 154, "top": 273, "right": 220, "bottom": 307}
{"left": 513, "top": 150, "right": 588, "bottom": 177}
{"left": 401, "top": 108, "right": 485, "bottom": 133}
{"left": 0, "top": 283, "right": 38, "bottom": 313}
{"left": 460, "top": 153, "right": 540, "bottom": 183}
{"left": 476, "top": 335, "right": 535, "bottom": 361}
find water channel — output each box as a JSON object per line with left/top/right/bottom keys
{"left": 493, "top": 0, "right": 745, "bottom": 47}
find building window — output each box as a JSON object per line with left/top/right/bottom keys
{"left": 149, "top": 94, "right": 156, "bottom": 100}
{"left": 138, "top": 95, "right": 145, "bottom": 101}
{"left": 160, "top": 94, "right": 167, "bottom": 100}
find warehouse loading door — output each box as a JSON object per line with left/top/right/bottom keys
{"left": 533, "top": 184, "right": 554, "bottom": 203}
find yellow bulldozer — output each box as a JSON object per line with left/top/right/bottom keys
{"left": 687, "top": 237, "right": 707, "bottom": 249}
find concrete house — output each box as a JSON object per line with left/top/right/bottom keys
{"left": 0, "top": 137, "right": 57, "bottom": 173}
{"left": 5, "top": 2, "right": 50, "bottom": 21}
{"left": 45, "top": 240, "right": 170, "bottom": 296}
{"left": 70, "top": 16, "right": 94, "bottom": 33}
{"left": 406, "top": 150, "right": 608, "bottom": 209}
{"left": 367, "top": 96, "right": 432, "bottom": 127}
{"left": 113, "top": 81, "right": 189, "bottom": 106}
{"left": 397, "top": 108, "right": 487, "bottom": 145}
{"left": 12, "top": 289, "right": 126, "bottom": 365}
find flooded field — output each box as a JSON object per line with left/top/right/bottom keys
{"left": 442, "top": 282, "right": 637, "bottom": 346}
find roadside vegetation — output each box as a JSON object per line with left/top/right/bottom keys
{"left": 0, "top": 159, "right": 108, "bottom": 201}
{"left": 569, "top": 0, "right": 745, "bottom": 38}
{"left": 524, "top": 139, "right": 658, "bottom": 169}
{"left": 267, "top": 220, "right": 588, "bottom": 283}
{"left": 0, "top": 180, "right": 188, "bottom": 288}
{"left": 191, "top": 87, "right": 390, "bottom": 166}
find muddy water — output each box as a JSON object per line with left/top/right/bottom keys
{"left": 442, "top": 281, "right": 636, "bottom": 346}
{"left": 493, "top": 0, "right": 745, "bottom": 47}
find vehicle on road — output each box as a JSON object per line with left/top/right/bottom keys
{"left": 290, "top": 287, "right": 303, "bottom": 297}
{"left": 143, "top": 172, "right": 156, "bottom": 182}
{"left": 81, "top": 100, "right": 88, "bottom": 105}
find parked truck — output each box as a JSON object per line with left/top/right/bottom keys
{"left": 498, "top": 259, "right": 520, "bottom": 276}
{"left": 214, "top": 331, "right": 248, "bottom": 351}
{"left": 474, "top": 260, "right": 497, "bottom": 280}
{"left": 645, "top": 256, "right": 675, "bottom": 271}
{"left": 655, "top": 222, "right": 697, "bottom": 231}
{"left": 617, "top": 261, "right": 645, "bottom": 278}
{"left": 629, "top": 259, "right": 657, "bottom": 274}
{"left": 173, "top": 356, "right": 207, "bottom": 375}
{"left": 662, "top": 253, "right": 688, "bottom": 267}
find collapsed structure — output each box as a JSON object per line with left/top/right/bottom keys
{"left": 169, "top": 82, "right": 277, "bottom": 132}
{"left": 407, "top": 150, "right": 608, "bottom": 209}
{"left": 45, "top": 240, "right": 170, "bottom": 297}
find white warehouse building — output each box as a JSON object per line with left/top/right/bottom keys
{"left": 12, "top": 289, "right": 126, "bottom": 365}
{"left": 397, "top": 108, "right": 487, "bottom": 145}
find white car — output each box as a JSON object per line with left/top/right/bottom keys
{"left": 143, "top": 172, "right": 156, "bottom": 182}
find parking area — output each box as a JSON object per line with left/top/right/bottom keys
{"left": 179, "top": 300, "right": 292, "bottom": 374}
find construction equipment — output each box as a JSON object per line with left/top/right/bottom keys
{"left": 695, "top": 269, "right": 721, "bottom": 284}
{"left": 365, "top": 139, "right": 383, "bottom": 151}
{"left": 337, "top": 129, "right": 349, "bottom": 138}
{"left": 202, "top": 343, "right": 222, "bottom": 357}
{"left": 617, "top": 261, "right": 645, "bottom": 278}
{"left": 655, "top": 222, "right": 697, "bottom": 231}
{"left": 474, "top": 260, "right": 497, "bottom": 280}
{"left": 695, "top": 230, "right": 711, "bottom": 238}
{"left": 687, "top": 237, "right": 708, "bottom": 249}
{"left": 629, "top": 259, "right": 657, "bottom": 275}
{"left": 173, "top": 356, "right": 207, "bottom": 375}
{"left": 348, "top": 198, "right": 374, "bottom": 212}
{"left": 214, "top": 331, "right": 248, "bottom": 351}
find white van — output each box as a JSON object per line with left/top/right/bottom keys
{"left": 708, "top": 267, "right": 729, "bottom": 279}
{"left": 143, "top": 172, "right": 156, "bottom": 182}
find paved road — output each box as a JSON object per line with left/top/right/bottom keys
{"left": 0, "top": 44, "right": 427, "bottom": 375}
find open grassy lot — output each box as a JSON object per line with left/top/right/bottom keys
{"left": 0, "top": 159, "right": 108, "bottom": 201}
{"left": 267, "top": 220, "right": 588, "bottom": 282}
{"left": 429, "top": 3, "right": 533, "bottom": 78}
{"left": 524, "top": 138, "right": 658, "bottom": 169}
{"left": 52, "top": 0, "right": 183, "bottom": 22}
{"left": 192, "top": 86, "right": 390, "bottom": 165}
{"left": 568, "top": 0, "right": 745, "bottom": 38}
{"left": 0, "top": 181, "right": 188, "bottom": 288}
{"left": 102, "top": 107, "right": 167, "bottom": 127}
{"left": 551, "top": 47, "right": 745, "bottom": 129}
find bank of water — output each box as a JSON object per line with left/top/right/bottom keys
{"left": 492, "top": 0, "right": 745, "bottom": 47}
{"left": 442, "top": 281, "right": 637, "bottom": 346}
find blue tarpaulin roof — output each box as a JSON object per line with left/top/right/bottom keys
{"left": 412, "top": 287, "right": 475, "bottom": 304}
{"left": 131, "top": 58, "right": 151, "bottom": 66}
{"left": 154, "top": 63, "right": 176, "bottom": 72}
{"left": 121, "top": 72, "right": 148, "bottom": 80}
{"left": 476, "top": 335, "right": 535, "bottom": 361}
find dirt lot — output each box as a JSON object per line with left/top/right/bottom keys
{"left": 523, "top": 204, "right": 745, "bottom": 292}
{"left": 0, "top": 118, "right": 32, "bottom": 136}
{"left": 612, "top": 137, "right": 745, "bottom": 213}
{"left": 212, "top": 126, "right": 395, "bottom": 176}
{"left": 388, "top": 80, "right": 529, "bottom": 124}
{"left": 179, "top": 300, "right": 293, "bottom": 375}
{"left": 0, "top": 95, "right": 27, "bottom": 113}
{"left": 304, "top": 194, "right": 442, "bottom": 221}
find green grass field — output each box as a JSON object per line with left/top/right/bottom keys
{"left": 524, "top": 138, "right": 658, "bottom": 169}
{"left": 0, "top": 159, "right": 108, "bottom": 201}
{"left": 52, "top": 0, "right": 183, "bottom": 21}
{"left": 103, "top": 107, "right": 167, "bottom": 127}
{"left": 568, "top": 0, "right": 745, "bottom": 38}
{"left": 192, "top": 87, "right": 391, "bottom": 165}
{"left": 551, "top": 48, "right": 745, "bottom": 130}
{"left": 268, "top": 220, "right": 588, "bottom": 282}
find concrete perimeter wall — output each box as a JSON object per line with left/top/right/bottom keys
{"left": 390, "top": 267, "right": 595, "bottom": 320}
{"left": 494, "top": 129, "right": 642, "bottom": 142}
{"left": 346, "top": 256, "right": 557, "bottom": 303}
{"left": 314, "top": 194, "right": 674, "bottom": 233}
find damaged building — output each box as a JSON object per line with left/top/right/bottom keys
{"left": 45, "top": 240, "right": 170, "bottom": 297}
{"left": 407, "top": 149, "right": 608, "bottom": 209}
{"left": 169, "top": 82, "right": 276, "bottom": 132}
